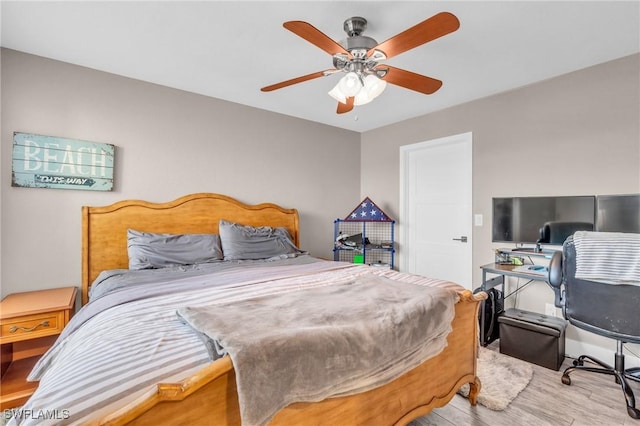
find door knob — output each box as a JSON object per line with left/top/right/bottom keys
{"left": 452, "top": 236, "right": 468, "bottom": 243}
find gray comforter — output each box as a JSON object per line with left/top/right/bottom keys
{"left": 177, "top": 271, "right": 457, "bottom": 426}
{"left": 18, "top": 257, "right": 461, "bottom": 426}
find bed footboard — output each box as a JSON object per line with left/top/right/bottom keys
{"left": 97, "top": 290, "right": 483, "bottom": 426}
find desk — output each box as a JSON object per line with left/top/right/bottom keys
{"left": 479, "top": 263, "right": 549, "bottom": 346}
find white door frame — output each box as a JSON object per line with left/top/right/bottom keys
{"left": 399, "top": 132, "right": 473, "bottom": 286}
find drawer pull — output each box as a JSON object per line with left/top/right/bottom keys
{"left": 9, "top": 320, "right": 50, "bottom": 333}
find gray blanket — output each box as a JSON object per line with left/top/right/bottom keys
{"left": 573, "top": 231, "right": 640, "bottom": 285}
{"left": 177, "top": 272, "right": 457, "bottom": 426}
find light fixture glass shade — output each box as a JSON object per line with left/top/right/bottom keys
{"left": 354, "top": 74, "right": 387, "bottom": 106}
{"left": 328, "top": 83, "right": 347, "bottom": 103}
{"left": 328, "top": 72, "right": 386, "bottom": 106}
{"left": 363, "top": 74, "right": 386, "bottom": 99}
{"left": 338, "top": 72, "right": 362, "bottom": 97}
{"left": 354, "top": 89, "right": 373, "bottom": 106}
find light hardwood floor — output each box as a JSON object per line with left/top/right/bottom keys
{"left": 3, "top": 344, "right": 636, "bottom": 425}
{"left": 412, "top": 342, "right": 640, "bottom": 426}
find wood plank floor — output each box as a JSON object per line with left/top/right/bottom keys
{"left": 411, "top": 342, "right": 640, "bottom": 426}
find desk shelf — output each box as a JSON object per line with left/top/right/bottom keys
{"left": 496, "top": 247, "right": 558, "bottom": 262}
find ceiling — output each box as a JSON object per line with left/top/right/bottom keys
{"left": 1, "top": 1, "right": 639, "bottom": 133}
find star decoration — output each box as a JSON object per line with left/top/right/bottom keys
{"left": 344, "top": 197, "right": 392, "bottom": 222}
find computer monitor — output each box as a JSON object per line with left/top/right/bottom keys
{"left": 596, "top": 194, "right": 640, "bottom": 233}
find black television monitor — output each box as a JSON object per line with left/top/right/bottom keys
{"left": 492, "top": 196, "right": 596, "bottom": 245}
{"left": 596, "top": 194, "right": 640, "bottom": 233}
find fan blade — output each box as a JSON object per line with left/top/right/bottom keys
{"left": 261, "top": 70, "right": 335, "bottom": 92}
{"left": 381, "top": 65, "right": 443, "bottom": 94}
{"left": 284, "top": 21, "right": 351, "bottom": 57}
{"left": 337, "top": 97, "right": 354, "bottom": 114}
{"left": 369, "top": 12, "right": 460, "bottom": 60}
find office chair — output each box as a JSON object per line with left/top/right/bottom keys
{"left": 548, "top": 233, "right": 640, "bottom": 419}
{"left": 538, "top": 221, "right": 594, "bottom": 245}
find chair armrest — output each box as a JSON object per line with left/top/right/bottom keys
{"left": 548, "top": 251, "right": 563, "bottom": 288}
{"left": 548, "top": 250, "right": 564, "bottom": 308}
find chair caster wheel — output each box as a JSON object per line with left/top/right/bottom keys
{"left": 561, "top": 374, "right": 571, "bottom": 385}
{"left": 573, "top": 359, "right": 582, "bottom": 367}
{"left": 628, "top": 406, "right": 640, "bottom": 419}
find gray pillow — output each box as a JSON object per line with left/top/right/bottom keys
{"left": 127, "top": 229, "right": 223, "bottom": 270}
{"left": 218, "top": 220, "right": 302, "bottom": 260}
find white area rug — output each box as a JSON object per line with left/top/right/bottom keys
{"left": 458, "top": 347, "right": 534, "bottom": 410}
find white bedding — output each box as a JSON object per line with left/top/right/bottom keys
{"left": 10, "top": 256, "right": 463, "bottom": 425}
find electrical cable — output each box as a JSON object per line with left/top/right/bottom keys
{"left": 505, "top": 279, "right": 533, "bottom": 300}
{"left": 625, "top": 344, "right": 640, "bottom": 359}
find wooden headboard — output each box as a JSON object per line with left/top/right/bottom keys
{"left": 81, "top": 193, "right": 299, "bottom": 305}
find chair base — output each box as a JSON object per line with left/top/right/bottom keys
{"left": 562, "top": 354, "right": 640, "bottom": 419}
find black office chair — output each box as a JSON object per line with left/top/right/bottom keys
{"left": 538, "top": 221, "right": 594, "bottom": 245}
{"left": 548, "top": 234, "right": 640, "bottom": 419}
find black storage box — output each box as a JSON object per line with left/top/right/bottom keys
{"left": 498, "top": 308, "right": 567, "bottom": 370}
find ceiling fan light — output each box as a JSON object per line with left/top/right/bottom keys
{"left": 363, "top": 74, "right": 386, "bottom": 99}
{"left": 354, "top": 89, "right": 373, "bottom": 106}
{"left": 338, "top": 72, "right": 362, "bottom": 97}
{"left": 328, "top": 83, "right": 347, "bottom": 103}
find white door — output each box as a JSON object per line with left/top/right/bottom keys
{"left": 400, "top": 132, "right": 473, "bottom": 289}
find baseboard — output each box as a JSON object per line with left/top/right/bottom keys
{"left": 565, "top": 338, "right": 640, "bottom": 369}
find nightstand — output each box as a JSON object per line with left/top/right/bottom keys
{"left": 0, "top": 287, "right": 77, "bottom": 410}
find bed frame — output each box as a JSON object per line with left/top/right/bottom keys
{"left": 80, "top": 193, "right": 483, "bottom": 425}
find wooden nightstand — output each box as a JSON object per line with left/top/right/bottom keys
{"left": 0, "top": 287, "right": 77, "bottom": 410}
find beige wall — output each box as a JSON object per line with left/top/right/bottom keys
{"left": 0, "top": 48, "right": 361, "bottom": 297}
{"left": 361, "top": 53, "right": 640, "bottom": 359}
{"left": 363, "top": 53, "right": 639, "bottom": 282}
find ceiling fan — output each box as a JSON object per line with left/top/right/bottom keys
{"left": 261, "top": 12, "right": 460, "bottom": 114}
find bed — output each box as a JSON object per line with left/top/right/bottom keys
{"left": 14, "top": 193, "right": 483, "bottom": 426}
